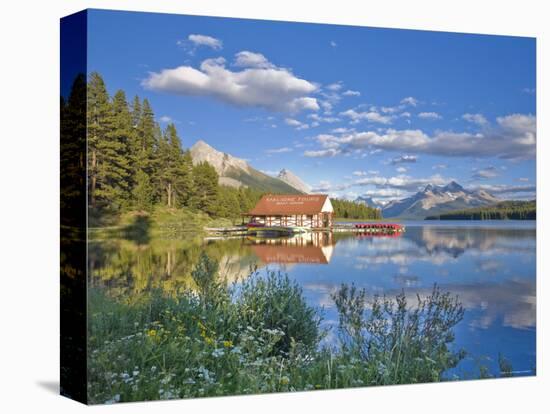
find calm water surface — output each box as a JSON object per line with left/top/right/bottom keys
{"left": 90, "top": 220, "right": 536, "bottom": 378}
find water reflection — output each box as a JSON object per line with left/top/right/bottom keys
{"left": 248, "top": 232, "right": 335, "bottom": 264}
{"left": 90, "top": 221, "right": 536, "bottom": 376}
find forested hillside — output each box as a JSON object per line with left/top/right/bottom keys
{"left": 62, "top": 72, "right": 264, "bottom": 222}
{"left": 332, "top": 199, "right": 382, "bottom": 220}
{"left": 62, "top": 72, "right": 381, "bottom": 224}
{"left": 425, "top": 200, "right": 536, "bottom": 220}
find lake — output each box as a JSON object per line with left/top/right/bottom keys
{"left": 89, "top": 220, "right": 536, "bottom": 378}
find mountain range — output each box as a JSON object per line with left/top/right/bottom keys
{"left": 381, "top": 181, "right": 500, "bottom": 219}
{"left": 189, "top": 141, "right": 501, "bottom": 219}
{"left": 189, "top": 140, "right": 307, "bottom": 194}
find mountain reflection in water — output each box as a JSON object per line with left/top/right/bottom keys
{"left": 89, "top": 221, "right": 536, "bottom": 377}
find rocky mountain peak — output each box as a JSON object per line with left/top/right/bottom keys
{"left": 277, "top": 169, "right": 311, "bottom": 193}
{"left": 190, "top": 140, "right": 250, "bottom": 176}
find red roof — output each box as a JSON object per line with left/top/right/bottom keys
{"left": 247, "top": 194, "right": 330, "bottom": 215}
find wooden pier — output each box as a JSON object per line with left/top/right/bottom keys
{"left": 205, "top": 223, "right": 405, "bottom": 237}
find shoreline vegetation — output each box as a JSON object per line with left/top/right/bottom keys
{"left": 425, "top": 200, "right": 535, "bottom": 221}
{"left": 88, "top": 253, "right": 518, "bottom": 404}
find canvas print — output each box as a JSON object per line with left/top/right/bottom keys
{"left": 60, "top": 9, "right": 536, "bottom": 405}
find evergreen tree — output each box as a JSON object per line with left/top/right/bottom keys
{"left": 190, "top": 162, "right": 219, "bottom": 215}
{"left": 130, "top": 95, "right": 141, "bottom": 128}
{"left": 61, "top": 74, "right": 87, "bottom": 219}
{"left": 136, "top": 98, "right": 156, "bottom": 176}
{"left": 109, "top": 90, "right": 134, "bottom": 207}
{"left": 133, "top": 169, "right": 154, "bottom": 212}
{"left": 87, "top": 72, "right": 115, "bottom": 208}
{"left": 157, "top": 124, "right": 194, "bottom": 208}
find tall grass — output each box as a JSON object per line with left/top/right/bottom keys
{"left": 88, "top": 252, "right": 473, "bottom": 404}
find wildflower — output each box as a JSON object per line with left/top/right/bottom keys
{"left": 147, "top": 329, "right": 157, "bottom": 338}
{"left": 212, "top": 348, "right": 225, "bottom": 358}
{"left": 223, "top": 340, "right": 233, "bottom": 348}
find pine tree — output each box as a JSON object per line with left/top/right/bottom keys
{"left": 136, "top": 98, "right": 156, "bottom": 176}
{"left": 61, "top": 74, "right": 87, "bottom": 218}
{"left": 133, "top": 169, "right": 154, "bottom": 212}
{"left": 130, "top": 95, "right": 141, "bottom": 128}
{"left": 190, "top": 162, "right": 219, "bottom": 215}
{"left": 157, "top": 124, "right": 193, "bottom": 208}
{"left": 87, "top": 72, "right": 114, "bottom": 208}
{"left": 109, "top": 90, "right": 134, "bottom": 207}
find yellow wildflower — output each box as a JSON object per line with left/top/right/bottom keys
{"left": 222, "top": 340, "right": 233, "bottom": 348}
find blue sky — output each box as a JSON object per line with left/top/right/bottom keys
{"left": 87, "top": 9, "right": 536, "bottom": 203}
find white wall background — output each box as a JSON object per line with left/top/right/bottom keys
{"left": 0, "top": 0, "right": 546, "bottom": 412}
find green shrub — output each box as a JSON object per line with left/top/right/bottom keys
{"left": 332, "top": 283, "right": 466, "bottom": 384}
{"left": 237, "top": 269, "right": 322, "bottom": 355}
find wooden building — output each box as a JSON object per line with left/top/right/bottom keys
{"left": 245, "top": 194, "right": 334, "bottom": 229}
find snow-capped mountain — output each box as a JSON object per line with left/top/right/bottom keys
{"left": 382, "top": 181, "right": 500, "bottom": 218}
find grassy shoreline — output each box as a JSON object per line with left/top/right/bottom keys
{"left": 88, "top": 253, "right": 474, "bottom": 404}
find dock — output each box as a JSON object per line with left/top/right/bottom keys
{"left": 205, "top": 223, "right": 405, "bottom": 237}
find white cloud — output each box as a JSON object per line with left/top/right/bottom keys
{"left": 342, "top": 90, "right": 361, "bottom": 97}
{"left": 266, "top": 147, "right": 293, "bottom": 154}
{"left": 471, "top": 166, "right": 499, "bottom": 180}
{"left": 331, "top": 127, "right": 355, "bottom": 134}
{"left": 340, "top": 109, "right": 394, "bottom": 125}
{"left": 462, "top": 113, "right": 488, "bottom": 126}
{"left": 285, "top": 118, "right": 309, "bottom": 130}
{"left": 518, "top": 177, "right": 529, "bottom": 182}
{"left": 390, "top": 155, "right": 417, "bottom": 165}
{"left": 358, "top": 188, "right": 407, "bottom": 200}
{"left": 143, "top": 55, "right": 319, "bottom": 113}
{"left": 474, "top": 184, "right": 536, "bottom": 196}
{"left": 304, "top": 148, "right": 341, "bottom": 158}
{"left": 308, "top": 113, "right": 340, "bottom": 123}
{"left": 159, "top": 115, "right": 173, "bottom": 123}
{"left": 187, "top": 34, "right": 222, "bottom": 50}
{"left": 379, "top": 105, "right": 405, "bottom": 114}
{"left": 320, "top": 100, "right": 333, "bottom": 114}
{"left": 308, "top": 113, "right": 535, "bottom": 160}
{"left": 400, "top": 96, "right": 419, "bottom": 107}
{"left": 326, "top": 82, "right": 343, "bottom": 92}
{"left": 396, "top": 166, "right": 408, "bottom": 173}
{"left": 418, "top": 111, "right": 442, "bottom": 120}
{"left": 313, "top": 173, "right": 450, "bottom": 194}
{"left": 234, "top": 51, "right": 274, "bottom": 68}
{"left": 354, "top": 174, "right": 448, "bottom": 191}
{"left": 330, "top": 40, "right": 337, "bottom": 48}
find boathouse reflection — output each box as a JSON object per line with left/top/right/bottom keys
{"left": 247, "top": 232, "right": 335, "bottom": 264}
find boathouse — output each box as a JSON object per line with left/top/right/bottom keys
{"left": 245, "top": 194, "right": 334, "bottom": 229}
